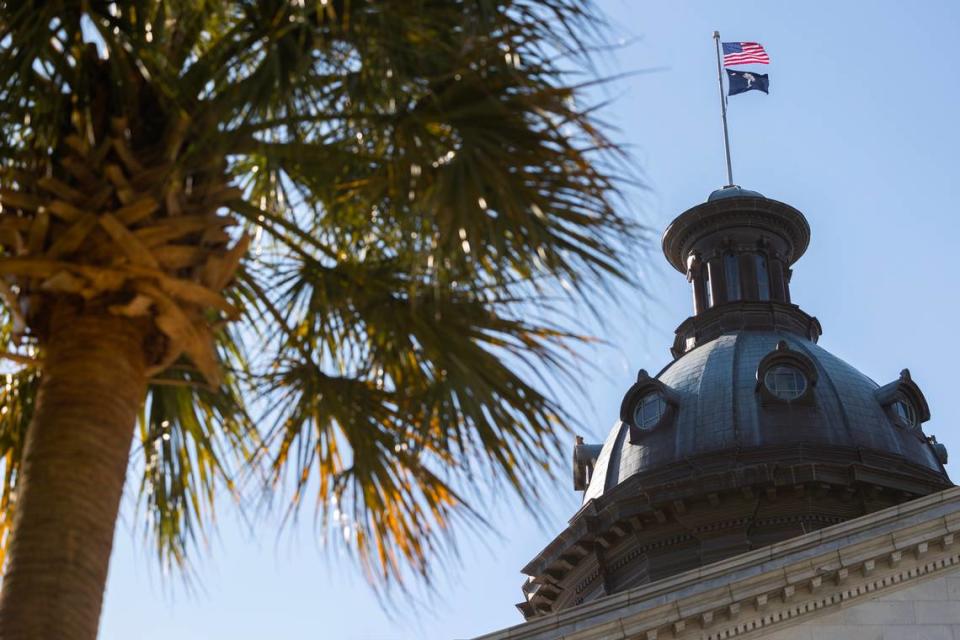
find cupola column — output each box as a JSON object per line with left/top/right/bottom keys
{"left": 687, "top": 255, "right": 708, "bottom": 314}
{"left": 769, "top": 257, "right": 789, "bottom": 303}
{"left": 738, "top": 252, "right": 757, "bottom": 299}
{"left": 706, "top": 254, "right": 727, "bottom": 306}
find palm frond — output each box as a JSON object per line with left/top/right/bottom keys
{"left": 0, "top": 0, "right": 642, "bottom": 588}
{"left": 134, "top": 337, "right": 257, "bottom": 572}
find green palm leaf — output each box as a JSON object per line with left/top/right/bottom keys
{"left": 0, "top": 0, "right": 641, "bottom": 605}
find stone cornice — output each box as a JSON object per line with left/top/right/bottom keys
{"left": 475, "top": 486, "right": 960, "bottom": 640}
{"left": 671, "top": 301, "right": 822, "bottom": 357}
{"left": 521, "top": 448, "right": 949, "bottom": 584}
{"left": 661, "top": 197, "right": 810, "bottom": 274}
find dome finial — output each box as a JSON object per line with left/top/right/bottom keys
{"left": 707, "top": 185, "right": 765, "bottom": 201}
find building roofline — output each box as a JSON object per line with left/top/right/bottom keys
{"left": 479, "top": 486, "right": 960, "bottom": 640}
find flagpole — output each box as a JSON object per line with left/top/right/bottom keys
{"left": 713, "top": 31, "right": 735, "bottom": 187}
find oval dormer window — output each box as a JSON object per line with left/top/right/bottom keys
{"left": 892, "top": 395, "right": 918, "bottom": 429}
{"left": 633, "top": 391, "right": 666, "bottom": 431}
{"left": 620, "top": 370, "right": 680, "bottom": 442}
{"left": 763, "top": 364, "right": 807, "bottom": 401}
{"left": 755, "top": 342, "right": 818, "bottom": 405}
{"left": 875, "top": 369, "right": 930, "bottom": 431}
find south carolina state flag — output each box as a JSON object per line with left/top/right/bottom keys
{"left": 726, "top": 69, "right": 769, "bottom": 96}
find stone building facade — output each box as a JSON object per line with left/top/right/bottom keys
{"left": 475, "top": 187, "right": 956, "bottom": 640}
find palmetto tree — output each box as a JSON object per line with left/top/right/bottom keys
{"left": 0, "top": 1, "right": 637, "bottom": 638}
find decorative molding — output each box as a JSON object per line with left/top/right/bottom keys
{"left": 481, "top": 487, "right": 960, "bottom": 640}
{"left": 520, "top": 449, "right": 951, "bottom": 615}
{"left": 670, "top": 300, "right": 822, "bottom": 357}
{"left": 661, "top": 197, "right": 810, "bottom": 274}
{"left": 701, "top": 550, "right": 960, "bottom": 640}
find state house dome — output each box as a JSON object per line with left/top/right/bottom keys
{"left": 520, "top": 188, "right": 951, "bottom": 619}
{"left": 583, "top": 331, "right": 945, "bottom": 504}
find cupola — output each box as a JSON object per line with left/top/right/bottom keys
{"left": 663, "top": 187, "right": 821, "bottom": 357}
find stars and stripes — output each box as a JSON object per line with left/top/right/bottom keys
{"left": 722, "top": 42, "right": 770, "bottom": 66}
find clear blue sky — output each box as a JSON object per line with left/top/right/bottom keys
{"left": 100, "top": 1, "right": 960, "bottom": 638}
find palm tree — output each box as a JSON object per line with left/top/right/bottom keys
{"left": 0, "top": 1, "right": 637, "bottom": 638}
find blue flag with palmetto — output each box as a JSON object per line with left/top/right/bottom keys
{"left": 727, "top": 69, "right": 769, "bottom": 96}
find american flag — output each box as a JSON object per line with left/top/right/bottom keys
{"left": 722, "top": 42, "right": 770, "bottom": 66}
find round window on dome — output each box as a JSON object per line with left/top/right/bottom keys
{"left": 892, "top": 396, "right": 918, "bottom": 429}
{"left": 633, "top": 391, "right": 666, "bottom": 430}
{"left": 763, "top": 364, "right": 807, "bottom": 401}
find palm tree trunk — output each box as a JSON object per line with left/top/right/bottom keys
{"left": 0, "top": 305, "right": 148, "bottom": 640}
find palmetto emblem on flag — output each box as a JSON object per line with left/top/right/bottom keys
{"left": 722, "top": 42, "right": 770, "bottom": 66}
{"left": 726, "top": 69, "right": 769, "bottom": 96}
